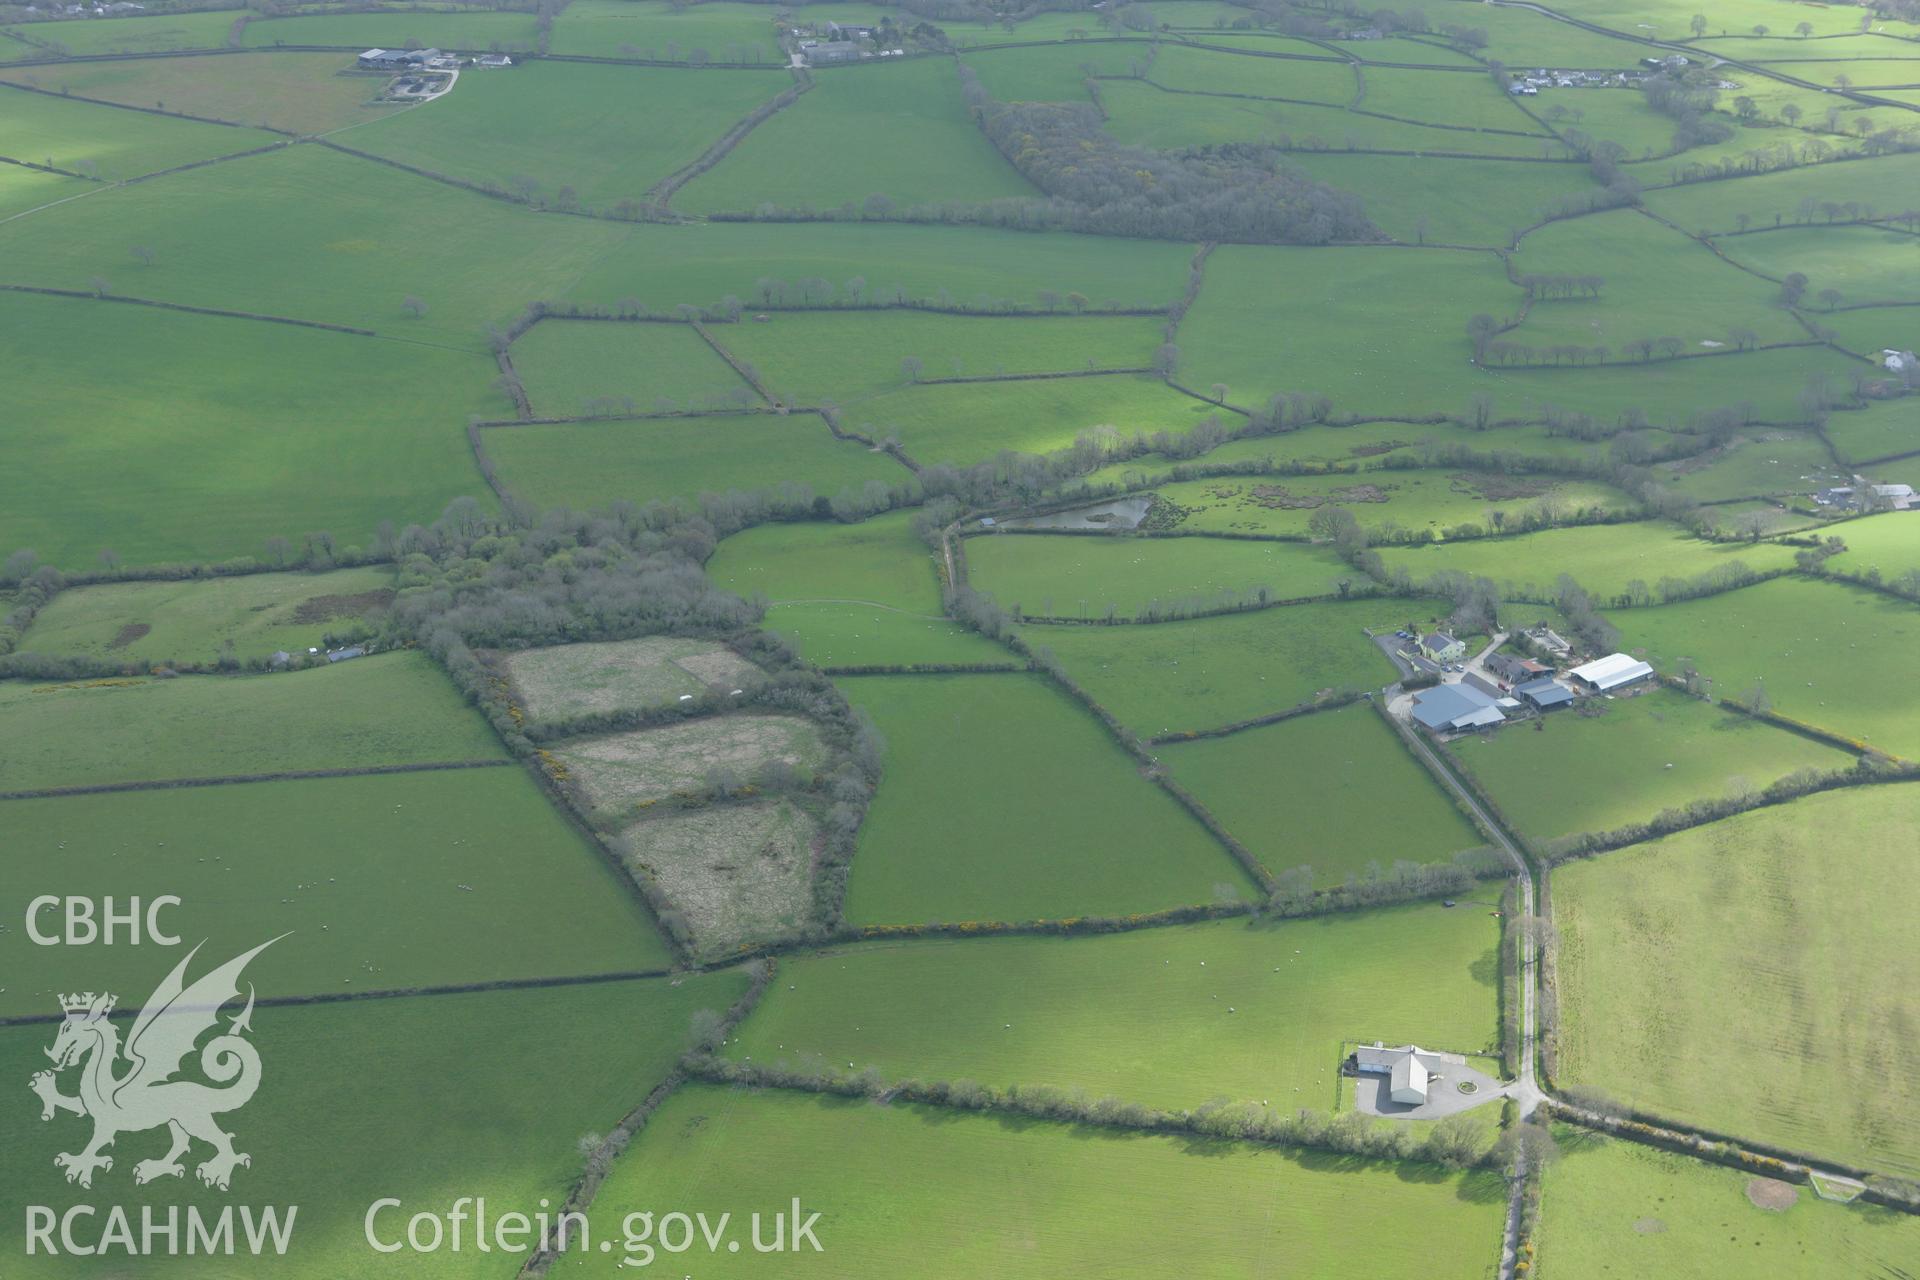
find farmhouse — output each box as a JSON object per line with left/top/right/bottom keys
{"left": 1516, "top": 677, "right": 1574, "bottom": 711}
{"left": 1566, "top": 652, "right": 1654, "bottom": 694}
{"left": 1411, "top": 682, "right": 1503, "bottom": 732}
{"left": 1350, "top": 1044, "right": 1466, "bottom": 1105}
{"left": 1486, "top": 653, "right": 1551, "bottom": 685}
{"left": 1420, "top": 632, "right": 1466, "bottom": 662}
{"left": 806, "top": 40, "right": 862, "bottom": 64}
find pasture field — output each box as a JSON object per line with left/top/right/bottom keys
{"left": 964, "top": 533, "right": 1359, "bottom": 616}
{"left": 620, "top": 797, "right": 817, "bottom": 957}
{"left": 1290, "top": 151, "right": 1605, "bottom": 247}
{"left": 1099, "top": 80, "right": 1559, "bottom": 156}
{"left": 0, "top": 290, "right": 501, "bottom": 568}
{"left": 1717, "top": 224, "right": 1920, "bottom": 306}
{"left": 707, "top": 309, "right": 1163, "bottom": 405}
{"left": 0, "top": 81, "right": 277, "bottom": 181}
{"left": 1374, "top": 521, "right": 1801, "bottom": 600}
{"left": 733, "top": 905, "right": 1500, "bottom": 1109}
{"left": 0, "top": 160, "right": 85, "bottom": 219}
{"left": 1176, "top": 243, "right": 1518, "bottom": 415}
{"left": 239, "top": 9, "right": 544, "bottom": 50}
{"left": 580, "top": 1084, "right": 1508, "bottom": 1278}
{"left": 1145, "top": 42, "right": 1359, "bottom": 103}
{"left": 675, "top": 59, "right": 1035, "bottom": 213}
{"left": 1418, "top": 3, "right": 1653, "bottom": 66}
{"left": 838, "top": 673, "right": 1256, "bottom": 923}
{"left": 1567, "top": 0, "right": 1885, "bottom": 40}
{"left": 352, "top": 62, "right": 788, "bottom": 213}
{"left": 0, "top": 52, "right": 396, "bottom": 135}
{"left": 756, "top": 600, "right": 1013, "bottom": 667}
{"left": 1360, "top": 65, "right": 1547, "bottom": 133}
{"left": 1478, "top": 343, "right": 1862, "bottom": 425}
{"left": 1621, "top": 575, "right": 1920, "bottom": 756}
{"left": 841, "top": 373, "right": 1219, "bottom": 465}
{"left": 18, "top": 565, "right": 395, "bottom": 663}
{"left": 1816, "top": 303, "right": 1920, "bottom": 367}
{"left": 1, "top": 10, "right": 236, "bottom": 56}
{"left": 1751, "top": 56, "right": 1920, "bottom": 87}
{"left": 1150, "top": 471, "right": 1631, "bottom": 540}
{"left": 1553, "top": 784, "right": 1920, "bottom": 1175}
{"left": 509, "top": 320, "right": 759, "bottom": 417}
{"left": 1509, "top": 208, "right": 1804, "bottom": 351}
{"left": 1650, "top": 430, "right": 1844, "bottom": 502}
{"left": 958, "top": 41, "right": 1142, "bottom": 101}
{"left": 1534, "top": 1127, "right": 1920, "bottom": 1279}
{"left": 545, "top": 0, "right": 806, "bottom": 62}
{"left": 0, "top": 766, "right": 671, "bottom": 1015}
{"left": 0, "top": 975, "right": 743, "bottom": 1277}
{"left": 1530, "top": 88, "right": 1679, "bottom": 158}
{"left": 705, "top": 511, "right": 943, "bottom": 610}
{"left": 1161, "top": 701, "right": 1490, "bottom": 886}
{"left": 552, "top": 713, "right": 829, "bottom": 811}
{"left": 1020, "top": 597, "right": 1408, "bottom": 736}
{"left": 481, "top": 413, "right": 907, "bottom": 511}
{"left": 1824, "top": 509, "right": 1920, "bottom": 579}
{"left": 1640, "top": 150, "right": 1920, "bottom": 233}
{"left": 0, "top": 652, "right": 505, "bottom": 792}
{"left": 1445, "top": 686, "right": 1853, "bottom": 846}
{"left": 500, "top": 636, "right": 764, "bottom": 722}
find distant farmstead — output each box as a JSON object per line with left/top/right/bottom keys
{"left": 358, "top": 48, "right": 437, "bottom": 69}
{"left": 1566, "top": 652, "right": 1654, "bottom": 693}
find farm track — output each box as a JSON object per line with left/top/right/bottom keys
{"left": 0, "top": 758, "right": 514, "bottom": 802}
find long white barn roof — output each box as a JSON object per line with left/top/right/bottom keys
{"left": 1567, "top": 652, "right": 1654, "bottom": 690}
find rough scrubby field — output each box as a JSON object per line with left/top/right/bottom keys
{"left": 501, "top": 636, "right": 763, "bottom": 722}
{"left": 552, "top": 713, "right": 828, "bottom": 812}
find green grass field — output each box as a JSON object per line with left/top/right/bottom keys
{"left": 2, "top": 9, "right": 237, "bottom": 56}
{"left": 350, "top": 61, "right": 788, "bottom": 212}
{"left": 0, "top": 81, "right": 277, "bottom": 181}
{"left": 482, "top": 413, "right": 907, "bottom": 511}
{"left": 0, "top": 290, "right": 501, "bottom": 568}
{"left": 546, "top": 0, "right": 808, "bottom": 62}
{"left": 0, "top": 52, "right": 396, "bottom": 134}
{"left": 0, "top": 159, "right": 86, "bottom": 219}
{"left": 240, "top": 9, "right": 543, "bottom": 50}
{"left": 707, "top": 309, "right": 1162, "bottom": 406}
{"left": 959, "top": 41, "right": 1140, "bottom": 101}
{"left": 733, "top": 905, "right": 1499, "bottom": 1108}
{"left": 1446, "top": 686, "right": 1853, "bottom": 845}
{"left": 676, "top": 59, "right": 1035, "bottom": 213}
{"left": 965, "top": 533, "right": 1360, "bottom": 616}
{"left": 578, "top": 1084, "right": 1507, "bottom": 1278}
{"left": 0, "top": 974, "right": 741, "bottom": 1276}
{"left": 1621, "top": 575, "right": 1920, "bottom": 756}
{"left": 757, "top": 600, "right": 1013, "bottom": 666}
{"left": 510, "top": 320, "right": 760, "bottom": 417}
{"left": 1477, "top": 343, "right": 1861, "bottom": 426}
{"left": 1145, "top": 43, "right": 1358, "bottom": 104}
{"left": 1374, "top": 522, "right": 1800, "bottom": 601}
{"left": 1824, "top": 509, "right": 1920, "bottom": 579}
{"left": 1021, "top": 597, "right": 1408, "bottom": 736}
{"left": 1717, "top": 224, "right": 1920, "bottom": 306}
{"left": 1534, "top": 1126, "right": 1920, "bottom": 1279}
{"left": 1642, "top": 150, "right": 1920, "bottom": 234}
{"left": 1553, "top": 783, "right": 1920, "bottom": 1175}
{"left": 706, "top": 510, "right": 942, "bottom": 608}
{"left": 1362, "top": 64, "right": 1546, "bottom": 133}
{"left": 1651, "top": 430, "right": 1844, "bottom": 503}
{"left": 1150, "top": 471, "right": 1631, "bottom": 540}
{"left": 0, "top": 765, "right": 671, "bottom": 1015}
{"left": 18, "top": 565, "right": 395, "bottom": 663}
{"left": 1162, "top": 701, "right": 1490, "bottom": 885}
{"left": 839, "top": 673, "right": 1257, "bottom": 923}
{"left": 0, "top": 652, "right": 506, "bottom": 791}
{"left": 1286, "top": 152, "right": 1603, "bottom": 245}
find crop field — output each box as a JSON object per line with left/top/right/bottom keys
{"left": 1446, "top": 686, "right": 1853, "bottom": 846}
{"left": 708, "top": 310, "right": 1163, "bottom": 405}
{"left": 1161, "top": 702, "right": 1490, "bottom": 886}
{"left": 0, "top": 81, "right": 276, "bottom": 181}
{"left": 17, "top": 565, "right": 394, "bottom": 663}
{"left": 0, "top": 767, "right": 670, "bottom": 1015}
{"left": 0, "top": 974, "right": 742, "bottom": 1276}
{"left": 1, "top": 289, "right": 504, "bottom": 569}
{"left": 1021, "top": 597, "right": 1408, "bottom": 736}
{"left": 552, "top": 713, "right": 829, "bottom": 811}
{"left": 1148, "top": 471, "right": 1630, "bottom": 540}
{"left": 352, "top": 62, "right": 788, "bottom": 214}
{"left": 239, "top": 9, "right": 543, "bottom": 50}
{"left": 1374, "top": 521, "right": 1801, "bottom": 601}
{"left": 509, "top": 320, "right": 760, "bottom": 417}
{"left": 676, "top": 59, "right": 1035, "bottom": 214}
{"left": 964, "top": 533, "right": 1359, "bottom": 617}
{"left": 500, "top": 636, "right": 763, "bottom": 722}
{"left": 1, "top": 10, "right": 236, "bottom": 56}
{"left": 1553, "top": 784, "right": 1920, "bottom": 1174}
{"left": 581, "top": 1085, "right": 1508, "bottom": 1278}
{"left": 733, "top": 906, "right": 1499, "bottom": 1108}
{"left": 481, "top": 412, "right": 907, "bottom": 511}
{"left": 1534, "top": 1127, "right": 1920, "bottom": 1279}
{"left": 621, "top": 797, "right": 817, "bottom": 958}
{"left": 1621, "top": 575, "right": 1920, "bottom": 756}
{"left": 0, "top": 52, "right": 395, "bottom": 134}
{"left": 838, "top": 673, "right": 1255, "bottom": 923}
{"left": 0, "top": 652, "right": 506, "bottom": 791}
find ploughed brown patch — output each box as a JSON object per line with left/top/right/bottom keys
{"left": 107, "top": 623, "right": 151, "bottom": 649}
{"left": 289, "top": 589, "right": 395, "bottom": 625}
{"left": 1745, "top": 1177, "right": 1799, "bottom": 1212}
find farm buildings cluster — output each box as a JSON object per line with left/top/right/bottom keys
{"left": 1406, "top": 634, "right": 1653, "bottom": 737}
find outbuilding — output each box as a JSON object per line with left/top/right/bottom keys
{"left": 1410, "top": 683, "right": 1503, "bottom": 732}
{"left": 1516, "top": 677, "right": 1573, "bottom": 710}
{"left": 1566, "top": 652, "right": 1654, "bottom": 693}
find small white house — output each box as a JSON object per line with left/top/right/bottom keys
{"left": 1390, "top": 1053, "right": 1430, "bottom": 1105}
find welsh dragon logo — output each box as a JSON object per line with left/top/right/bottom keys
{"left": 29, "top": 937, "right": 281, "bottom": 1191}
